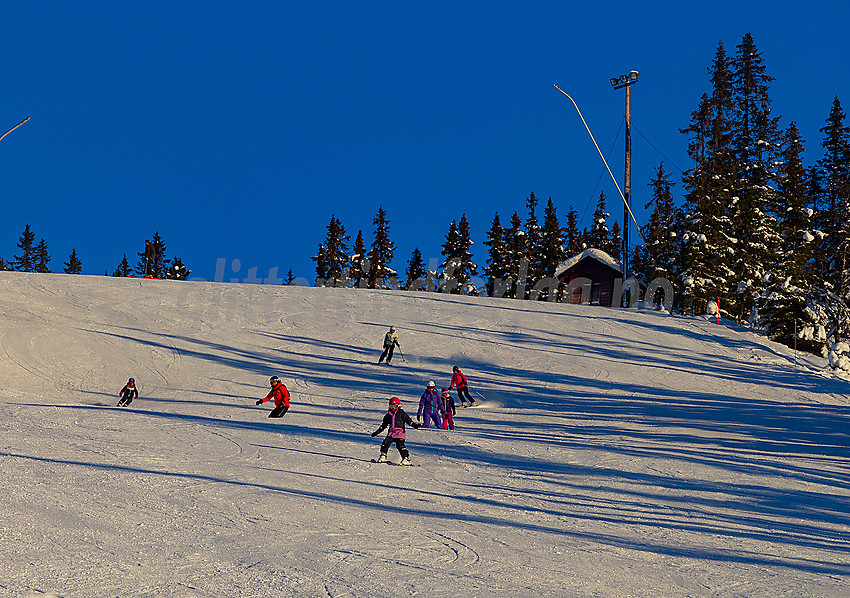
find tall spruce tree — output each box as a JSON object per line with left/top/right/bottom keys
{"left": 586, "top": 192, "right": 614, "bottom": 253}
{"left": 439, "top": 214, "right": 478, "bottom": 295}
{"left": 564, "top": 206, "right": 582, "bottom": 256}
{"left": 483, "top": 213, "right": 508, "bottom": 297}
{"left": 368, "top": 206, "right": 396, "bottom": 289}
{"left": 679, "top": 42, "right": 738, "bottom": 315}
{"left": 35, "top": 239, "right": 51, "bottom": 273}
{"left": 14, "top": 224, "right": 36, "bottom": 272}
{"left": 637, "top": 162, "right": 680, "bottom": 283}
{"left": 539, "top": 198, "right": 567, "bottom": 276}
{"left": 523, "top": 191, "right": 544, "bottom": 291}
{"left": 404, "top": 247, "right": 427, "bottom": 290}
{"left": 348, "top": 230, "right": 367, "bottom": 287}
{"left": 816, "top": 97, "right": 850, "bottom": 298}
{"left": 728, "top": 32, "right": 782, "bottom": 322}
{"left": 64, "top": 249, "right": 83, "bottom": 274}
{"left": 312, "top": 214, "right": 350, "bottom": 286}
{"left": 504, "top": 212, "right": 526, "bottom": 298}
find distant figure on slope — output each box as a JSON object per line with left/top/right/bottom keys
{"left": 441, "top": 387, "right": 455, "bottom": 431}
{"left": 138, "top": 240, "right": 155, "bottom": 277}
{"left": 377, "top": 326, "right": 399, "bottom": 365}
{"left": 117, "top": 378, "right": 138, "bottom": 407}
{"left": 417, "top": 381, "right": 445, "bottom": 429}
{"left": 371, "top": 396, "right": 420, "bottom": 465}
{"left": 256, "top": 376, "right": 291, "bottom": 418}
{"left": 449, "top": 366, "right": 476, "bottom": 407}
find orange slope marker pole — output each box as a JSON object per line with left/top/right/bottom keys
{"left": 552, "top": 85, "right": 646, "bottom": 243}
{"left": 0, "top": 116, "right": 31, "bottom": 143}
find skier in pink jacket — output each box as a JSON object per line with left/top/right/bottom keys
{"left": 371, "top": 397, "right": 421, "bottom": 465}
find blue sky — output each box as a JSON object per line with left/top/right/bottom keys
{"left": 1, "top": 1, "right": 848, "bottom": 282}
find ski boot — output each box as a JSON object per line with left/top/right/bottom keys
{"left": 377, "top": 454, "right": 388, "bottom": 463}
{"left": 399, "top": 457, "right": 412, "bottom": 466}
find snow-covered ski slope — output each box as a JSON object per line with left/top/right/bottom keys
{"left": 1, "top": 270, "right": 848, "bottom": 597}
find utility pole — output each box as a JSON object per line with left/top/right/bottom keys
{"left": 610, "top": 71, "right": 638, "bottom": 289}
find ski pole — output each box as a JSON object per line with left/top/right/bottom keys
{"left": 473, "top": 389, "right": 487, "bottom": 401}
{"left": 396, "top": 345, "right": 406, "bottom": 362}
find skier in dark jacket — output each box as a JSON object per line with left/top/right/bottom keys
{"left": 449, "top": 365, "right": 476, "bottom": 407}
{"left": 138, "top": 240, "right": 155, "bottom": 277}
{"left": 377, "top": 326, "right": 399, "bottom": 365}
{"left": 371, "top": 397, "right": 421, "bottom": 465}
{"left": 256, "top": 376, "right": 291, "bottom": 418}
{"left": 441, "top": 388, "right": 456, "bottom": 430}
{"left": 417, "top": 381, "right": 445, "bottom": 428}
{"left": 117, "top": 378, "right": 138, "bottom": 407}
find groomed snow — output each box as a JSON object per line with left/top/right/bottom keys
{"left": 1, "top": 271, "right": 848, "bottom": 597}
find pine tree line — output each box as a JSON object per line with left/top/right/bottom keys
{"left": 0, "top": 225, "right": 190, "bottom": 280}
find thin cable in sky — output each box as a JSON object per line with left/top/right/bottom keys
{"left": 631, "top": 123, "right": 686, "bottom": 174}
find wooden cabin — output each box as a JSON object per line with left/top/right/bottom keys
{"left": 554, "top": 248, "right": 623, "bottom": 307}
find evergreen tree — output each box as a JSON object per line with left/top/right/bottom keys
{"left": 564, "top": 206, "right": 582, "bottom": 256}
{"left": 678, "top": 42, "right": 738, "bottom": 315}
{"left": 776, "top": 122, "right": 820, "bottom": 284}
{"left": 348, "top": 230, "right": 367, "bottom": 287}
{"left": 609, "top": 221, "right": 622, "bottom": 261}
{"left": 14, "top": 224, "right": 36, "bottom": 272}
{"left": 166, "top": 257, "right": 191, "bottom": 280}
{"left": 586, "top": 192, "right": 614, "bottom": 253}
{"left": 728, "top": 32, "right": 782, "bottom": 322}
{"left": 637, "top": 162, "right": 680, "bottom": 283}
{"left": 151, "top": 232, "right": 168, "bottom": 278}
{"left": 35, "top": 239, "right": 50, "bottom": 273}
{"left": 286, "top": 269, "right": 296, "bottom": 285}
{"left": 482, "top": 213, "right": 508, "bottom": 297}
{"left": 816, "top": 96, "right": 850, "bottom": 298}
{"left": 0, "top": 256, "right": 9, "bottom": 271}
{"left": 405, "top": 247, "right": 427, "bottom": 290}
{"left": 504, "top": 212, "right": 526, "bottom": 298}
{"left": 64, "top": 249, "right": 83, "bottom": 274}
{"left": 523, "top": 191, "right": 544, "bottom": 289}
{"left": 439, "top": 214, "right": 478, "bottom": 295}
{"left": 368, "top": 206, "right": 396, "bottom": 288}
{"left": 112, "top": 254, "right": 132, "bottom": 277}
{"left": 312, "top": 214, "right": 349, "bottom": 286}
{"left": 539, "top": 197, "right": 567, "bottom": 276}
{"left": 312, "top": 243, "right": 328, "bottom": 282}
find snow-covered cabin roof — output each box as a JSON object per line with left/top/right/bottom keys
{"left": 554, "top": 248, "right": 622, "bottom": 279}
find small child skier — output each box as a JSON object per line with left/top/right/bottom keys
{"left": 256, "top": 376, "right": 291, "bottom": 418}
{"left": 371, "top": 396, "right": 421, "bottom": 465}
{"left": 441, "top": 388, "right": 456, "bottom": 430}
{"left": 117, "top": 378, "right": 138, "bottom": 407}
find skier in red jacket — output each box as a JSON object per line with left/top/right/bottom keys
{"left": 256, "top": 376, "right": 290, "bottom": 418}
{"left": 448, "top": 366, "right": 476, "bottom": 407}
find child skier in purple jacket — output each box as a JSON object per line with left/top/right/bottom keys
{"left": 417, "top": 381, "right": 445, "bottom": 429}
{"left": 371, "top": 397, "right": 421, "bottom": 465}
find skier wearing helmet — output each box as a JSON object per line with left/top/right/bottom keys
{"left": 417, "top": 381, "right": 445, "bottom": 429}
{"left": 441, "top": 388, "right": 456, "bottom": 430}
{"left": 117, "top": 378, "right": 138, "bottom": 407}
{"left": 256, "top": 375, "right": 291, "bottom": 418}
{"left": 449, "top": 366, "right": 476, "bottom": 407}
{"left": 377, "top": 326, "right": 399, "bottom": 365}
{"left": 371, "top": 397, "right": 421, "bottom": 465}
